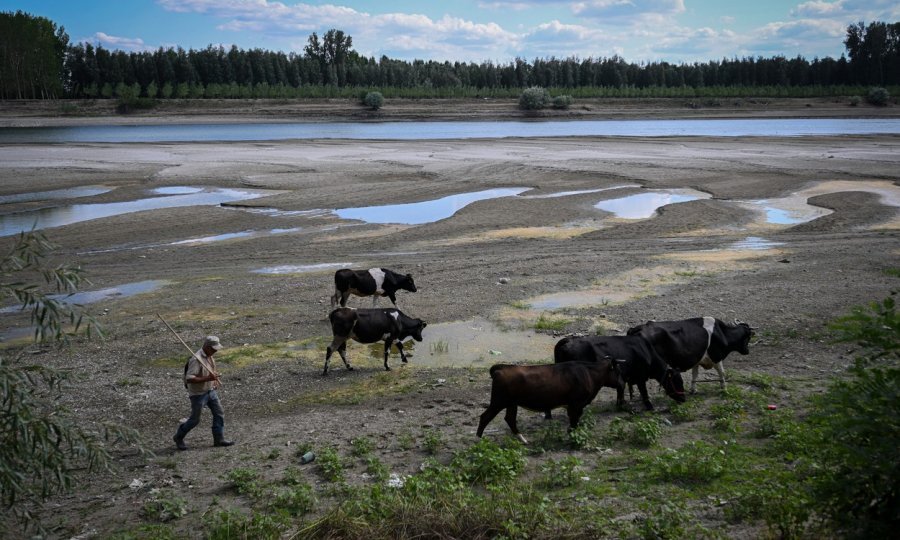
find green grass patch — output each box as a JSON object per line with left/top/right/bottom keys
{"left": 279, "top": 368, "right": 416, "bottom": 407}
{"left": 533, "top": 312, "right": 572, "bottom": 332}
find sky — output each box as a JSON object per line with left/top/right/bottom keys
{"left": 5, "top": 0, "right": 899, "bottom": 64}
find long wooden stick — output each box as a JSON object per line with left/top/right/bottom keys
{"left": 157, "top": 313, "right": 221, "bottom": 385}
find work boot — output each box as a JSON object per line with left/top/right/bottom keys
{"left": 173, "top": 435, "right": 187, "bottom": 451}
{"left": 213, "top": 436, "right": 235, "bottom": 447}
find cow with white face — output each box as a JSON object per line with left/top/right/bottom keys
{"left": 331, "top": 268, "right": 417, "bottom": 308}
{"left": 627, "top": 317, "right": 755, "bottom": 393}
{"left": 322, "top": 307, "right": 427, "bottom": 375}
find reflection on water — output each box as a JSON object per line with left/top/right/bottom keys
{"left": 594, "top": 189, "right": 711, "bottom": 219}
{"left": 334, "top": 188, "right": 530, "bottom": 224}
{"left": 0, "top": 185, "right": 112, "bottom": 205}
{"left": 521, "top": 185, "right": 639, "bottom": 199}
{"left": 740, "top": 181, "right": 900, "bottom": 225}
{"left": 362, "top": 317, "right": 557, "bottom": 368}
{"left": 170, "top": 227, "right": 301, "bottom": 246}
{"left": 728, "top": 237, "right": 785, "bottom": 250}
{"left": 0, "top": 186, "right": 275, "bottom": 237}
{"left": 528, "top": 290, "right": 633, "bottom": 310}
{"left": 154, "top": 186, "right": 203, "bottom": 195}
{"left": 0, "top": 280, "right": 168, "bottom": 313}
{"left": 2, "top": 118, "right": 900, "bottom": 143}
{"left": 253, "top": 262, "right": 352, "bottom": 274}
{"left": 758, "top": 204, "right": 812, "bottom": 224}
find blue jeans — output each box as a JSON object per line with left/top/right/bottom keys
{"left": 174, "top": 389, "right": 225, "bottom": 440}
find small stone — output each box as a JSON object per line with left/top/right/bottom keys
{"left": 498, "top": 277, "right": 510, "bottom": 284}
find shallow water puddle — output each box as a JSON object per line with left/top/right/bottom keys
{"left": 334, "top": 188, "right": 530, "bottom": 224}
{"left": 0, "top": 185, "right": 113, "bottom": 205}
{"left": 727, "top": 237, "right": 785, "bottom": 250}
{"left": 170, "top": 227, "right": 301, "bottom": 246}
{"left": 740, "top": 180, "right": 900, "bottom": 225}
{"left": 253, "top": 262, "right": 352, "bottom": 274}
{"left": 356, "top": 317, "right": 556, "bottom": 368}
{"left": 0, "top": 186, "right": 277, "bottom": 237}
{"left": 520, "top": 185, "right": 640, "bottom": 199}
{"left": 0, "top": 279, "right": 169, "bottom": 314}
{"left": 594, "top": 188, "right": 712, "bottom": 219}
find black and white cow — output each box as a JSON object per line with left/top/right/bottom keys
{"left": 331, "top": 268, "right": 417, "bottom": 308}
{"left": 323, "top": 307, "right": 427, "bottom": 375}
{"left": 626, "top": 317, "right": 754, "bottom": 393}
{"left": 553, "top": 334, "right": 686, "bottom": 410}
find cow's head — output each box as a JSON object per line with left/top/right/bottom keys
{"left": 402, "top": 274, "right": 417, "bottom": 293}
{"left": 409, "top": 319, "right": 427, "bottom": 341}
{"left": 732, "top": 319, "right": 755, "bottom": 355}
{"left": 662, "top": 367, "right": 686, "bottom": 403}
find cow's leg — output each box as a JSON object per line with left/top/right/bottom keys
{"left": 544, "top": 410, "right": 552, "bottom": 420}
{"left": 477, "top": 404, "right": 504, "bottom": 438}
{"left": 714, "top": 361, "right": 726, "bottom": 389}
{"left": 337, "top": 342, "right": 353, "bottom": 371}
{"left": 566, "top": 406, "right": 584, "bottom": 432}
{"left": 396, "top": 340, "right": 408, "bottom": 363}
{"left": 324, "top": 336, "right": 346, "bottom": 375}
{"left": 339, "top": 290, "right": 350, "bottom": 308}
{"left": 628, "top": 383, "right": 634, "bottom": 401}
{"left": 388, "top": 292, "right": 398, "bottom": 306}
{"left": 690, "top": 365, "right": 700, "bottom": 394}
{"left": 382, "top": 339, "right": 392, "bottom": 371}
{"left": 372, "top": 295, "right": 378, "bottom": 308}
{"left": 330, "top": 289, "right": 340, "bottom": 309}
{"left": 637, "top": 381, "right": 654, "bottom": 411}
{"left": 616, "top": 385, "right": 627, "bottom": 410}
{"left": 504, "top": 406, "right": 527, "bottom": 444}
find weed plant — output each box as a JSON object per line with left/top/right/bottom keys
{"left": 651, "top": 440, "right": 730, "bottom": 485}
{"left": 539, "top": 456, "right": 584, "bottom": 488}
{"left": 224, "top": 468, "right": 262, "bottom": 498}
{"left": 317, "top": 447, "right": 346, "bottom": 483}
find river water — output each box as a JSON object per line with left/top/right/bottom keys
{"left": 2, "top": 118, "right": 899, "bottom": 143}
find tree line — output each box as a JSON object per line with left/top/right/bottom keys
{"left": 1, "top": 10, "right": 899, "bottom": 101}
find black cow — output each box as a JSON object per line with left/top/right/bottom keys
{"left": 323, "top": 307, "right": 427, "bottom": 375}
{"left": 553, "top": 334, "right": 686, "bottom": 410}
{"left": 331, "top": 268, "right": 417, "bottom": 308}
{"left": 477, "top": 359, "right": 625, "bottom": 444}
{"left": 627, "top": 317, "right": 754, "bottom": 393}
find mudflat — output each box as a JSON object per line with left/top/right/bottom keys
{"left": 1, "top": 99, "right": 898, "bottom": 536}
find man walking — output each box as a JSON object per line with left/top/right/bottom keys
{"left": 173, "top": 336, "right": 235, "bottom": 450}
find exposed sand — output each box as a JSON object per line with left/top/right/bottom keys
{"left": 1, "top": 100, "right": 898, "bottom": 536}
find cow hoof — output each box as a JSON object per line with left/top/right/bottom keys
{"left": 516, "top": 434, "right": 529, "bottom": 444}
{"left": 401, "top": 359, "right": 408, "bottom": 363}
{"left": 322, "top": 370, "right": 328, "bottom": 376}
{"left": 384, "top": 366, "right": 391, "bottom": 371}
{"left": 346, "top": 366, "right": 354, "bottom": 371}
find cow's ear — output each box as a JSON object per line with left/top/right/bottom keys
{"left": 406, "top": 273, "right": 413, "bottom": 279}
{"left": 421, "top": 322, "right": 428, "bottom": 328}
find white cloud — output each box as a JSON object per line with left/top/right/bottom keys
{"left": 83, "top": 32, "right": 153, "bottom": 52}
{"left": 791, "top": 1, "right": 845, "bottom": 18}
{"left": 572, "top": 0, "right": 686, "bottom": 22}
{"left": 157, "top": 0, "right": 519, "bottom": 61}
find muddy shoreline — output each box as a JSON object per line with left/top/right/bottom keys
{"left": 1, "top": 96, "right": 899, "bottom": 127}
{"left": 1, "top": 104, "right": 899, "bottom": 536}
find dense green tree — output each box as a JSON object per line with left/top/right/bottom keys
{"left": 0, "top": 11, "right": 69, "bottom": 98}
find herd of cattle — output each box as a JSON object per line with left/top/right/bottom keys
{"left": 323, "top": 267, "right": 755, "bottom": 442}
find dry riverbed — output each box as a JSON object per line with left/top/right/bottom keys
{"left": 0, "top": 100, "right": 899, "bottom": 537}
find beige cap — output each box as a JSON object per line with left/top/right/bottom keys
{"left": 204, "top": 336, "right": 223, "bottom": 351}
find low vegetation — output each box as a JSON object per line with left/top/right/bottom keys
{"left": 115, "top": 292, "right": 897, "bottom": 538}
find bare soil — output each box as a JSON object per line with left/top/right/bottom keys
{"left": 0, "top": 99, "right": 898, "bottom": 538}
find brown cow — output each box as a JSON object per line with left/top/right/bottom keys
{"left": 476, "top": 359, "right": 624, "bottom": 444}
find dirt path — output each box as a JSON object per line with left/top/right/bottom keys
{"left": 0, "top": 105, "right": 898, "bottom": 537}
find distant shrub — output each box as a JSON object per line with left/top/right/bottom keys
{"left": 519, "top": 86, "right": 550, "bottom": 110}
{"left": 849, "top": 95, "right": 861, "bottom": 106}
{"left": 551, "top": 95, "right": 574, "bottom": 109}
{"left": 363, "top": 91, "right": 384, "bottom": 110}
{"left": 866, "top": 87, "right": 890, "bottom": 106}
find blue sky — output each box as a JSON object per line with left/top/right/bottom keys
{"left": 5, "top": 1, "right": 899, "bottom": 63}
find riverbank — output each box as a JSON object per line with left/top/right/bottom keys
{"left": 1, "top": 115, "right": 899, "bottom": 536}
{"left": 1, "top": 96, "right": 898, "bottom": 127}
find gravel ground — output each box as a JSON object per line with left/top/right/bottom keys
{"left": 1, "top": 102, "right": 898, "bottom": 537}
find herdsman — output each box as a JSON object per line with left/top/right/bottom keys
{"left": 173, "top": 336, "right": 235, "bottom": 450}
